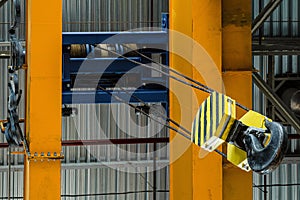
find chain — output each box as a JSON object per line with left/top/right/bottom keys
{"left": 1, "top": 0, "right": 24, "bottom": 146}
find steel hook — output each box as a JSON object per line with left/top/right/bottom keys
{"left": 243, "top": 120, "right": 288, "bottom": 174}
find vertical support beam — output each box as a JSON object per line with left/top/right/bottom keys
{"left": 24, "top": 1, "right": 62, "bottom": 199}
{"left": 222, "top": 0, "right": 253, "bottom": 199}
{"left": 170, "top": 0, "right": 222, "bottom": 199}
{"left": 171, "top": 0, "right": 253, "bottom": 199}
{"left": 192, "top": 0, "right": 223, "bottom": 200}
{"left": 169, "top": 0, "right": 193, "bottom": 199}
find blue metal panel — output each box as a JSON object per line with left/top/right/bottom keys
{"left": 62, "top": 56, "right": 142, "bottom": 81}
{"left": 62, "top": 31, "right": 168, "bottom": 45}
{"left": 62, "top": 32, "right": 169, "bottom": 106}
{"left": 62, "top": 15, "right": 169, "bottom": 104}
{"left": 62, "top": 90, "right": 168, "bottom": 104}
{"left": 162, "top": 13, "right": 169, "bottom": 31}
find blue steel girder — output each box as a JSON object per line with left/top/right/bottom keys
{"left": 62, "top": 31, "right": 169, "bottom": 105}
{"left": 62, "top": 31, "right": 168, "bottom": 45}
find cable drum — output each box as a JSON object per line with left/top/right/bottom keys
{"left": 70, "top": 44, "right": 89, "bottom": 58}
{"left": 94, "top": 44, "right": 138, "bottom": 57}
{"left": 70, "top": 44, "right": 139, "bottom": 58}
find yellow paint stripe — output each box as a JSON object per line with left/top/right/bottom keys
{"left": 206, "top": 96, "right": 211, "bottom": 142}
{"left": 218, "top": 93, "right": 223, "bottom": 123}
{"left": 225, "top": 96, "right": 229, "bottom": 118}
{"left": 194, "top": 110, "right": 200, "bottom": 145}
{"left": 223, "top": 96, "right": 230, "bottom": 137}
{"left": 200, "top": 103, "right": 205, "bottom": 145}
{"left": 191, "top": 114, "right": 195, "bottom": 142}
{"left": 212, "top": 93, "right": 217, "bottom": 136}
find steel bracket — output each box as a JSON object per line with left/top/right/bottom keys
{"left": 27, "top": 152, "right": 64, "bottom": 161}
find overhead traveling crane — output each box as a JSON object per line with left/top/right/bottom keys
{"left": 0, "top": 0, "right": 289, "bottom": 199}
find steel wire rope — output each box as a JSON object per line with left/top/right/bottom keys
{"left": 97, "top": 85, "right": 226, "bottom": 158}
{"left": 95, "top": 45, "right": 249, "bottom": 111}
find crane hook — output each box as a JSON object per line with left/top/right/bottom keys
{"left": 243, "top": 120, "right": 288, "bottom": 174}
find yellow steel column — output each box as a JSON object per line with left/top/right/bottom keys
{"left": 171, "top": 0, "right": 253, "bottom": 199}
{"left": 191, "top": 0, "right": 223, "bottom": 200}
{"left": 170, "top": 0, "right": 223, "bottom": 199}
{"left": 169, "top": 0, "right": 193, "bottom": 199}
{"left": 222, "top": 0, "right": 253, "bottom": 200}
{"left": 24, "top": 0, "right": 62, "bottom": 199}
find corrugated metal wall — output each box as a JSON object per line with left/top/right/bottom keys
{"left": 253, "top": 0, "right": 300, "bottom": 37}
{"left": 253, "top": 0, "right": 300, "bottom": 199}
{"left": 0, "top": 0, "right": 169, "bottom": 199}
{"left": 61, "top": 103, "right": 169, "bottom": 200}
{"left": 62, "top": 0, "right": 169, "bottom": 32}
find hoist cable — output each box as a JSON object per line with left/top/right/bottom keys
{"left": 117, "top": 86, "right": 192, "bottom": 137}
{"left": 96, "top": 45, "right": 249, "bottom": 111}
{"left": 96, "top": 46, "right": 212, "bottom": 94}
{"left": 97, "top": 86, "right": 227, "bottom": 158}
{"left": 98, "top": 86, "right": 190, "bottom": 140}
{"left": 121, "top": 44, "right": 213, "bottom": 93}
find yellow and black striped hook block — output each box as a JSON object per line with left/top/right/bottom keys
{"left": 191, "top": 92, "right": 236, "bottom": 158}
{"left": 191, "top": 92, "right": 272, "bottom": 172}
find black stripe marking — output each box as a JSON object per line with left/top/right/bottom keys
{"left": 203, "top": 101, "right": 207, "bottom": 143}
{"left": 198, "top": 106, "right": 202, "bottom": 145}
{"left": 222, "top": 94, "right": 225, "bottom": 119}
{"left": 210, "top": 93, "right": 213, "bottom": 138}
{"left": 192, "top": 116, "right": 195, "bottom": 143}
{"left": 219, "top": 98, "right": 232, "bottom": 138}
{"left": 216, "top": 92, "right": 219, "bottom": 127}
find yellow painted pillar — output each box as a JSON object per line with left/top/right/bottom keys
{"left": 24, "top": 0, "right": 62, "bottom": 199}
{"left": 170, "top": 0, "right": 252, "bottom": 199}
{"left": 191, "top": 0, "right": 223, "bottom": 200}
{"left": 170, "top": 0, "right": 223, "bottom": 199}
{"left": 222, "top": 0, "right": 253, "bottom": 199}
{"left": 169, "top": 0, "right": 193, "bottom": 199}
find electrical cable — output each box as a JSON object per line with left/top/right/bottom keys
{"left": 253, "top": 183, "right": 267, "bottom": 193}
{"left": 0, "top": 190, "right": 170, "bottom": 199}
{"left": 61, "top": 190, "right": 169, "bottom": 197}
{"left": 68, "top": 114, "right": 158, "bottom": 191}
{"left": 95, "top": 45, "right": 249, "bottom": 111}
{"left": 14, "top": 184, "right": 288, "bottom": 199}
{"left": 253, "top": 183, "right": 300, "bottom": 187}
{"left": 7, "top": 147, "right": 11, "bottom": 200}
{"left": 252, "top": 182, "right": 300, "bottom": 195}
